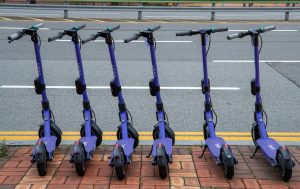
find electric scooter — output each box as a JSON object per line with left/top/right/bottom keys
{"left": 82, "top": 25, "right": 139, "bottom": 180}
{"left": 48, "top": 25, "right": 103, "bottom": 176}
{"left": 8, "top": 23, "right": 62, "bottom": 176}
{"left": 176, "top": 27, "right": 238, "bottom": 179}
{"left": 227, "top": 26, "right": 295, "bottom": 181}
{"left": 124, "top": 25, "right": 175, "bottom": 179}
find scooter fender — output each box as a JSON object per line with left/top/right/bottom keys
{"left": 71, "top": 141, "right": 85, "bottom": 164}
{"left": 35, "top": 141, "right": 47, "bottom": 163}
{"left": 277, "top": 146, "right": 295, "bottom": 167}
{"left": 113, "top": 144, "right": 124, "bottom": 168}
{"left": 156, "top": 144, "right": 167, "bottom": 167}
{"left": 221, "top": 144, "right": 236, "bottom": 166}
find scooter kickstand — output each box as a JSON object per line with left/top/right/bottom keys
{"left": 199, "top": 145, "right": 208, "bottom": 158}
{"left": 250, "top": 146, "right": 259, "bottom": 159}
{"left": 146, "top": 146, "right": 153, "bottom": 158}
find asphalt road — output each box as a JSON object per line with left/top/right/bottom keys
{"left": 0, "top": 20, "right": 299, "bottom": 144}
{"left": 0, "top": 8, "right": 300, "bottom": 21}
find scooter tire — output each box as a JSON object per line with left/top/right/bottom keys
{"left": 117, "top": 122, "right": 139, "bottom": 149}
{"left": 36, "top": 142, "right": 47, "bottom": 176}
{"left": 153, "top": 121, "right": 175, "bottom": 146}
{"left": 38, "top": 121, "right": 62, "bottom": 147}
{"left": 277, "top": 150, "right": 293, "bottom": 181}
{"left": 80, "top": 120, "right": 103, "bottom": 147}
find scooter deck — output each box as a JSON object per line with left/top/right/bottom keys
{"left": 256, "top": 137, "right": 280, "bottom": 166}
{"left": 152, "top": 138, "right": 173, "bottom": 157}
{"left": 205, "top": 137, "right": 226, "bottom": 161}
{"left": 80, "top": 136, "right": 97, "bottom": 154}
{"left": 115, "top": 138, "right": 135, "bottom": 156}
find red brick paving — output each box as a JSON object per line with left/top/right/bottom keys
{"left": 0, "top": 145, "right": 299, "bottom": 189}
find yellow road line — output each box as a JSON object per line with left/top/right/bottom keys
{"left": 1, "top": 135, "right": 300, "bottom": 141}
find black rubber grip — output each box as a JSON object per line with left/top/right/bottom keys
{"left": 124, "top": 33, "right": 141, "bottom": 43}
{"left": 8, "top": 31, "right": 23, "bottom": 41}
{"left": 150, "top": 25, "right": 161, "bottom": 32}
{"left": 227, "top": 33, "right": 240, "bottom": 40}
{"left": 82, "top": 33, "right": 100, "bottom": 44}
{"left": 48, "top": 32, "right": 65, "bottom": 42}
{"left": 212, "top": 27, "right": 228, "bottom": 33}
{"left": 176, "top": 32, "right": 189, "bottom": 36}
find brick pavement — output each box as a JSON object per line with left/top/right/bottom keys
{"left": 0, "top": 145, "right": 299, "bottom": 189}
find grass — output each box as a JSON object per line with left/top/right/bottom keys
{"left": 0, "top": 139, "right": 8, "bottom": 158}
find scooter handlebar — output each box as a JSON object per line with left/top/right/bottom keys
{"left": 8, "top": 31, "right": 24, "bottom": 42}
{"left": 212, "top": 27, "right": 228, "bottom": 33}
{"left": 108, "top": 25, "right": 120, "bottom": 32}
{"left": 176, "top": 31, "right": 190, "bottom": 36}
{"left": 48, "top": 32, "right": 65, "bottom": 42}
{"left": 73, "top": 24, "right": 86, "bottom": 31}
{"left": 82, "top": 33, "right": 100, "bottom": 44}
{"left": 261, "top": 26, "right": 276, "bottom": 33}
{"left": 227, "top": 33, "right": 242, "bottom": 40}
{"left": 149, "top": 25, "right": 161, "bottom": 32}
{"left": 32, "top": 23, "right": 44, "bottom": 29}
{"left": 124, "top": 33, "right": 142, "bottom": 43}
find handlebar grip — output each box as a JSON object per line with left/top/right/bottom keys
{"left": 8, "top": 31, "right": 22, "bottom": 41}
{"left": 262, "top": 26, "right": 276, "bottom": 32}
{"left": 212, "top": 27, "right": 228, "bottom": 33}
{"left": 32, "top": 23, "right": 44, "bottom": 29}
{"left": 227, "top": 33, "right": 241, "bottom": 40}
{"left": 48, "top": 32, "right": 65, "bottom": 42}
{"left": 176, "top": 32, "right": 189, "bottom": 36}
{"left": 110, "top": 25, "right": 120, "bottom": 32}
{"left": 73, "top": 24, "right": 86, "bottom": 31}
{"left": 82, "top": 34, "right": 99, "bottom": 44}
{"left": 150, "top": 25, "right": 161, "bottom": 32}
{"left": 124, "top": 33, "right": 141, "bottom": 43}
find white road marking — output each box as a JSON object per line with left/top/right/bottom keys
{"left": 213, "top": 60, "right": 300, "bottom": 63}
{"left": 228, "top": 30, "right": 298, "bottom": 32}
{"left": 0, "top": 85, "right": 240, "bottom": 90}
{"left": 0, "top": 27, "right": 50, "bottom": 30}
{"left": 72, "top": 12, "right": 121, "bottom": 15}
{"left": 55, "top": 39, "right": 192, "bottom": 43}
{"left": 0, "top": 13, "right": 60, "bottom": 16}
{"left": 145, "top": 15, "right": 206, "bottom": 18}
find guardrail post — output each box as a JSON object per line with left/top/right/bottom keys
{"left": 285, "top": 3, "right": 290, "bottom": 21}
{"left": 138, "top": 10, "right": 142, "bottom": 20}
{"left": 211, "top": 2, "right": 215, "bottom": 21}
{"left": 64, "top": 1, "right": 68, "bottom": 19}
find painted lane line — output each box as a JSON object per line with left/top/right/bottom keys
{"left": 0, "top": 85, "right": 240, "bottom": 90}
{"left": 55, "top": 39, "right": 192, "bottom": 43}
{"left": 0, "top": 13, "right": 60, "bottom": 16}
{"left": 213, "top": 60, "right": 300, "bottom": 63}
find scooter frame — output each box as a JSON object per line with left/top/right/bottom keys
{"left": 82, "top": 25, "right": 139, "bottom": 180}
{"left": 48, "top": 25, "right": 102, "bottom": 176}
{"left": 8, "top": 23, "right": 62, "bottom": 176}
{"left": 227, "top": 26, "right": 295, "bottom": 181}
{"left": 176, "top": 27, "right": 237, "bottom": 179}
{"left": 124, "top": 25, "right": 175, "bottom": 179}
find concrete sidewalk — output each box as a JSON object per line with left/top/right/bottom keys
{"left": 0, "top": 145, "right": 299, "bottom": 189}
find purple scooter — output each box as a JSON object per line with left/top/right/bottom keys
{"left": 176, "top": 27, "right": 238, "bottom": 179}
{"left": 82, "top": 25, "right": 139, "bottom": 180}
{"left": 8, "top": 23, "right": 62, "bottom": 176}
{"left": 227, "top": 26, "right": 295, "bottom": 181}
{"left": 124, "top": 25, "right": 175, "bottom": 179}
{"left": 48, "top": 25, "right": 103, "bottom": 176}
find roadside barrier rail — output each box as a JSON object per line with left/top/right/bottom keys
{"left": 0, "top": 3, "right": 299, "bottom": 21}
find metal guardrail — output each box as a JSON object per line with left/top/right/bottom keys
{"left": 0, "top": 3, "right": 299, "bottom": 21}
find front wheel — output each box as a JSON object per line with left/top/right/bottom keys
{"left": 117, "top": 122, "right": 139, "bottom": 149}
{"left": 80, "top": 120, "right": 103, "bottom": 147}
{"left": 38, "top": 121, "right": 62, "bottom": 147}
{"left": 153, "top": 121, "right": 175, "bottom": 146}
{"left": 277, "top": 149, "right": 293, "bottom": 181}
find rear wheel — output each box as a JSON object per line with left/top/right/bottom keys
{"left": 157, "top": 144, "right": 168, "bottom": 179}
{"left": 80, "top": 120, "right": 103, "bottom": 147}
{"left": 36, "top": 142, "right": 47, "bottom": 176}
{"left": 74, "top": 144, "right": 86, "bottom": 176}
{"left": 221, "top": 146, "right": 234, "bottom": 179}
{"left": 153, "top": 121, "right": 175, "bottom": 146}
{"left": 277, "top": 150, "right": 293, "bottom": 181}
{"left": 117, "top": 122, "right": 139, "bottom": 149}
{"left": 38, "top": 121, "right": 62, "bottom": 147}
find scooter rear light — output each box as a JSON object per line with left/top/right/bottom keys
{"left": 282, "top": 146, "right": 286, "bottom": 151}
